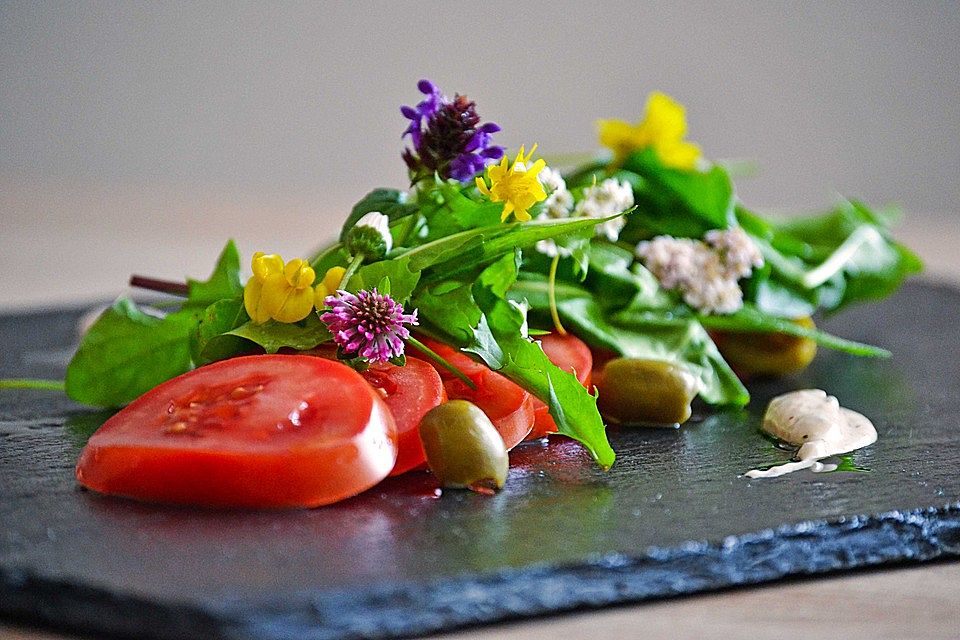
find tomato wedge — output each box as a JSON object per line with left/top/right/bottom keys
{"left": 75, "top": 355, "right": 397, "bottom": 509}
{"left": 412, "top": 338, "right": 535, "bottom": 448}
{"left": 529, "top": 332, "right": 593, "bottom": 439}
{"left": 360, "top": 357, "right": 446, "bottom": 476}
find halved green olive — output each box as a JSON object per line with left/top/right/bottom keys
{"left": 595, "top": 358, "right": 697, "bottom": 425}
{"left": 418, "top": 400, "right": 509, "bottom": 491}
{"left": 712, "top": 316, "right": 818, "bottom": 378}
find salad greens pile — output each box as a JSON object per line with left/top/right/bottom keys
{"left": 62, "top": 81, "right": 922, "bottom": 471}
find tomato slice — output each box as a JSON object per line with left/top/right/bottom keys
{"left": 360, "top": 357, "right": 446, "bottom": 476}
{"left": 529, "top": 332, "right": 593, "bottom": 439}
{"left": 411, "top": 338, "right": 535, "bottom": 448}
{"left": 75, "top": 355, "right": 397, "bottom": 509}
{"left": 410, "top": 338, "right": 489, "bottom": 383}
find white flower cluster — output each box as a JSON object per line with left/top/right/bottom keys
{"left": 704, "top": 226, "right": 764, "bottom": 280}
{"left": 539, "top": 167, "right": 574, "bottom": 220}
{"left": 535, "top": 167, "right": 575, "bottom": 257}
{"left": 636, "top": 228, "right": 764, "bottom": 315}
{"left": 534, "top": 170, "right": 635, "bottom": 258}
{"left": 574, "top": 178, "right": 634, "bottom": 241}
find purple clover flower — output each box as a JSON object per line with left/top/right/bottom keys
{"left": 401, "top": 79, "right": 504, "bottom": 183}
{"left": 320, "top": 289, "right": 419, "bottom": 364}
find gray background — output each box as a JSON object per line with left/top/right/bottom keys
{"left": 1, "top": 1, "right": 958, "bottom": 308}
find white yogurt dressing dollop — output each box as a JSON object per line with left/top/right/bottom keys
{"left": 744, "top": 389, "right": 877, "bottom": 479}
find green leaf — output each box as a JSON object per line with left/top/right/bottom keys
{"left": 619, "top": 148, "right": 736, "bottom": 240}
{"left": 339, "top": 189, "right": 418, "bottom": 243}
{"left": 412, "top": 280, "right": 483, "bottom": 345}
{"left": 414, "top": 216, "right": 615, "bottom": 283}
{"left": 695, "top": 305, "right": 890, "bottom": 357}
{"left": 346, "top": 257, "right": 421, "bottom": 304}
{"left": 465, "top": 253, "right": 616, "bottom": 469}
{"left": 186, "top": 240, "right": 243, "bottom": 306}
{"left": 309, "top": 242, "right": 350, "bottom": 273}
{"left": 556, "top": 297, "right": 749, "bottom": 406}
{"left": 193, "top": 297, "right": 255, "bottom": 365}
{"left": 419, "top": 181, "right": 503, "bottom": 239}
{"left": 227, "top": 312, "right": 331, "bottom": 354}
{"left": 65, "top": 299, "right": 198, "bottom": 407}
{"left": 759, "top": 200, "right": 923, "bottom": 312}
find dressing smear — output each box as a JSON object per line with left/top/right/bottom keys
{"left": 745, "top": 389, "right": 877, "bottom": 479}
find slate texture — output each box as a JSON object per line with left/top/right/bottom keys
{"left": 1, "top": 282, "right": 959, "bottom": 639}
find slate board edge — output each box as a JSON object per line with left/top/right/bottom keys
{"left": 3, "top": 501, "right": 959, "bottom": 640}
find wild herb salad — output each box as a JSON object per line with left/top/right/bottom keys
{"left": 55, "top": 80, "right": 920, "bottom": 500}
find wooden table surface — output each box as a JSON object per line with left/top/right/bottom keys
{"left": 2, "top": 215, "right": 957, "bottom": 640}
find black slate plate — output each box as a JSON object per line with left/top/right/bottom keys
{"left": 2, "top": 281, "right": 959, "bottom": 640}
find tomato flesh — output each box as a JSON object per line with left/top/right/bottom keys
{"left": 75, "top": 355, "right": 397, "bottom": 509}
{"left": 411, "top": 338, "right": 489, "bottom": 382}
{"left": 529, "top": 332, "right": 593, "bottom": 439}
{"left": 361, "top": 357, "right": 446, "bottom": 476}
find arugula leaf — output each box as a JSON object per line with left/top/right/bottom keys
{"left": 602, "top": 311, "right": 749, "bottom": 407}
{"left": 65, "top": 299, "right": 198, "bottom": 407}
{"left": 755, "top": 200, "right": 923, "bottom": 312}
{"left": 346, "top": 257, "right": 421, "bottom": 304}
{"left": 601, "top": 149, "right": 736, "bottom": 242}
{"left": 227, "top": 312, "right": 331, "bottom": 354}
{"left": 193, "top": 297, "right": 255, "bottom": 365}
{"left": 535, "top": 296, "right": 748, "bottom": 406}
{"left": 309, "top": 242, "right": 349, "bottom": 273}
{"left": 695, "top": 305, "right": 890, "bottom": 357}
{"left": 338, "top": 189, "right": 418, "bottom": 243}
{"left": 186, "top": 240, "right": 243, "bottom": 307}
{"left": 464, "top": 253, "right": 616, "bottom": 469}
{"left": 411, "top": 280, "right": 483, "bottom": 345}
{"left": 419, "top": 216, "right": 612, "bottom": 283}
{"left": 418, "top": 180, "right": 503, "bottom": 239}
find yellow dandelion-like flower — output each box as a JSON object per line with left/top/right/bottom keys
{"left": 475, "top": 145, "right": 548, "bottom": 222}
{"left": 597, "top": 91, "right": 702, "bottom": 170}
{"left": 243, "top": 252, "right": 316, "bottom": 324}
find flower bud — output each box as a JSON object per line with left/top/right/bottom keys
{"left": 346, "top": 211, "right": 392, "bottom": 260}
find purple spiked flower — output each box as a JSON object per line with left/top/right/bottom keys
{"left": 320, "top": 289, "right": 419, "bottom": 364}
{"left": 401, "top": 79, "right": 504, "bottom": 183}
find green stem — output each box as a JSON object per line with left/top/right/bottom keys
{"left": 337, "top": 254, "right": 365, "bottom": 290}
{"left": 548, "top": 253, "right": 567, "bottom": 336}
{"left": 406, "top": 336, "right": 477, "bottom": 390}
{"left": 0, "top": 379, "right": 66, "bottom": 391}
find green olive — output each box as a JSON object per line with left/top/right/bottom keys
{"left": 712, "top": 316, "right": 818, "bottom": 379}
{"left": 595, "top": 358, "right": 698, "bottom": 425}
{"left": 418, "top": 400, "right": 509, "bottom": 491}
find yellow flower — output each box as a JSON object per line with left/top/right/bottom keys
{"left": 243, "top": 252, "right": 316, "bottom": 324}
{"left": 313, "top": 266, "right": 347, "bottom": 309}
{"left": 597, "top": 91, "right": 702, "bottom": 170}
{"left": 475, "top": 145, "right": 548, "bottom": 222}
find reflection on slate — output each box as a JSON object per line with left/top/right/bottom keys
{"left": 1, "top": 282, "right": 959, "bottom": 640}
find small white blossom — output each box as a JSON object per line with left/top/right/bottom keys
{"left": 535, "top": 167, "right": 575, "bottom": 257}
{"left": 538, "top": 166, "right": 566, "bottom": 194}
{"left": 574, "top": 178, "right": 634, "bottom": 241}
{"left": 705, "top": 227, "right": 764, "bottom": 280}
{"left": 636, "top": 236, "right": 704, "bottom": 289}
{"left": 544, "top": 189, "right": 574, "bottom": 219}
{"left": 636, "top": 226, "right": 761, "bottom": 315}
